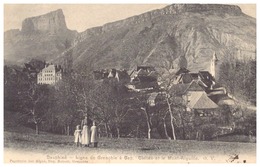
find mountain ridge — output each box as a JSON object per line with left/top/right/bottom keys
{"left": 73, "top": 4, "right": 243, "bottom": 45}
{"left": 68, "top": 4, "right": 255, "bottom": 74}
{"left": 4, "top": 4, "right": 256, "bottom": 76}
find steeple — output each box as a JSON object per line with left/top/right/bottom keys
{"left": 210, "top": 52, "right": 218, "bottom": 78}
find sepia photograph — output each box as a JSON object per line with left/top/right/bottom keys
{"left": 3, "top": 1, "right": 256, "bottom": 164}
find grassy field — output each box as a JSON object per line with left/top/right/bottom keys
{"left": 3, "top": 110, "right": 256, "bottom": 163}
{"left": 4, "top": 130, "right": 256, "bottom": 163}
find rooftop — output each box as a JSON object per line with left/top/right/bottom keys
{"left": 169, "top": 80, "right": 204, "bottom": 95}
{"left": 188, "top": 92, "right": 219, "bottom": 109}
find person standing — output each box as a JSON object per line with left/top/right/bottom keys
{"left": 81, "top": 125, "right": 90, "bottom": 147}
{"left": 90, "top": 121, "right": 98, "bottom": 148}
{"left": 74, "top": 125, "right": 81, "bottom": 147}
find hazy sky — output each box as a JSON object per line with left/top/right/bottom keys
{"left": 4, "top": 4, "right": 256, "bottom": 32}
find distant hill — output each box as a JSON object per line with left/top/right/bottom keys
{"left": 4, "top": 4, "right": 256, "bottom": 74}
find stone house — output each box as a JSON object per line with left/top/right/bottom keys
{"left": 169, "top": 81, "right": 219, "bottom": 117}
{"left": 37, "top": 64, "right": 62, "bottom": 85}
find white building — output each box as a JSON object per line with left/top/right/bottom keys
{"left": 37, "top": 64, "right": 62, "bottom": 85}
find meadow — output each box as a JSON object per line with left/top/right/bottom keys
{"left": 4, "top": 129, "right": 256, "bottom": 163}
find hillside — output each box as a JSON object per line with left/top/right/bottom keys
{"left": 4, "top": 4, "right": 256, "bottom": 74}
{"left": 69, "top": 4, "right": 256, "bottom": 73}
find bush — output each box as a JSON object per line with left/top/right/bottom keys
{"left": 196, "top": 124, "right": 218, "bottom": 140}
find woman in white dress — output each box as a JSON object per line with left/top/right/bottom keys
{"left": 90, "top": 121, "right": 98, "bottom": 148}
{"left": 81, "top": 125, "right": 90, "bottom": 147}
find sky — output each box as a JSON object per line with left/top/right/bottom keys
{"left": 4, "top": 4, "right": 256, "bottom": 32}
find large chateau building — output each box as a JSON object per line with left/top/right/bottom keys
{"left": 37, "top": 64, "right": 62, "bottom": 85}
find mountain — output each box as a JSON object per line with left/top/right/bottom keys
{"left": 4, "top": 4, "right": 256, "bottom": 75}
{"left": 4, "top": 9, "right": 77, "bottom": 64}
{"left": 69, "top": 4, "right": 255, "bottom": 73}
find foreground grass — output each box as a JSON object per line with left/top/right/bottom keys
{"left": 4, "top": 130, "right": 256, "bottom": 163}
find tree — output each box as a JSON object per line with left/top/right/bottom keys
{"left": 141, "top": 105, "right": 152, "bottom": 139}
{"left": 157, "top": 67, "right": 179, "bottom": 140}
{"left": 54, "top": 76, "right": 81, "bottom": 135}
{"left": 62, "top": 39, "right": 73, "bottom": 77}
{"left": 247, "top": 60, "right": 256, "bottom": 105}
{"left": 4, "top": 65, "right": 24, "bottom": 112}
{"left": 71, "top": 71, "right": 113, "bottom": 137}
{"left": 157, "top": 62, "right": 190, "bottom": 140}
{"left": 132, "top": 92, "right": 168, "bottom": 140}
{"left": 130, "top": 92, "right": 153, "bottom": 139}
{"left": 89, "top": 82, "right": 115, "bottom": 137}
{"left": 17, "top": 62, "right": 51, "bottom": 134}
{"left": 19, "top": 83, "right": 51, "bottom": 134}
{"left": 4, "top": 61, "right": 55, "bottom": 134}
{"left": 218, "top": 60, "right": 256, "bottom": 105}
{"left": 165, "top": 94, "right": 177, "bottom": 140}
{"left": 73, "top": 68, "right": 134, "bottom": 138}
{"left": 110, "top": 87, "right": 132, "bottom": 138}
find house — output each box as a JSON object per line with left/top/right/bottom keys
{"left": 37, "top": 64, "right": 62, "bottom": 85}
{"left": 171, "top": 67, "right": 233, "bottom": 109}
{"left": 169, "top": 81, "right": 219, "bottom": 117}
{"left": 186, "top": 91, "right": 219, "bottom": 117}
{"left": 127, "top": 65, "right": 159, "bottom": 92}
{"left": 130, "top": 65, "right": 158, "bottom": 82}
{"left": 173, "top": 52, "right": 219, "bottom": 90}
{"left": 93, "top": 69, "right": 130, "bottom": 82}
{"left": 172, "top": 67, "right": 217, "bottom": 91}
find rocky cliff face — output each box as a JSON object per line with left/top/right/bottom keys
{"left": 73, "top": 4, "right": 242, "bottom": 44}
{"left": 4, "top": 9, "right": 77, "bottom": 63}
{"left": 69, "top": 4, "right": 255, "bottom": 74}
{"left": 21, "top": 9, "right": 67, "bottom": 34}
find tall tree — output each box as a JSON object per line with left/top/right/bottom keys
{"left": 19, "top": 83, "right": 51, "bottom": 134}
{"left": 55, "top": 77, "right": 80, "bottom": 135}
{"left": 158, "top": 68, "right": 178, "bottom": 140}
{"left": 219, "top": 60, "right": 256, "bottom": 105}
{"left": 17, "top": 62, "right": 51, "bottom": 134}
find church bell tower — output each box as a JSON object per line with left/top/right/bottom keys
{"left": 210, "top": 52, "right": 218, "bottom": 79}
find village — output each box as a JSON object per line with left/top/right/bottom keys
{"left": 23, "top": 51, "right": 251, "bottom": 141}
